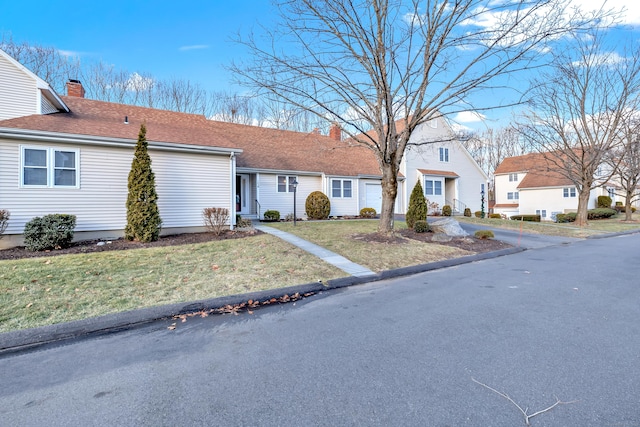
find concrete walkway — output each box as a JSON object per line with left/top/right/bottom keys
{"left": 254, "top": 224, "right": 376, "bottom": 278}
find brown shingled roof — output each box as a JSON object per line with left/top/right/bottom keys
{"left": 496, "top": 152, "right": 574, "bottom": 189}
{"left": 0, "top": 97, "right": 382, "bottom": 177}
{"left": 418, "top": 169, "right": 459, "bottom": 177}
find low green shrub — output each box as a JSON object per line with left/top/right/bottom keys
{"left": 555, "top": 213, "right": 575, "bottom": 223}
{"left": 23, "top": 214, "right": 76, "bottom": 251}
{"left": 474, "top": 230, "right": 495, "bottom": 239}
{"left": 413, "top": 220, "right": 429, "bottom": 233}
{"left": 555, "top": 208, "right": 617, "bottom": 223}
{"left": 442, "top": 205, "right": 452, "bottom": 216}
{"left": 489, "top": 213, "right": 502, "bottom": 219}
{"left": 463, "top": 208, "right": 472, "bottom": 217}
{"left": 305, "top": 191, "right": 331, "bottom": 220}
{"left": 588, "top": 208, "right": 617, "bottom": 220}
{"left": 510, "top": 214, "right": 541, "bottom": 222}
{"left": 263, "top": 210, "right": 280, "bottom": 222}
{"left": 597, "top": 195, "right": 612, "bottom": 208}
{"left": 359, "top": 207, "right": 377, "bottom": 218}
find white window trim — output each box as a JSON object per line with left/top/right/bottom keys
{"left": 563, "top": 187, "right": 576, "bottom": 198}
{"left": 439, "top": 147, "right": 449, "bottom": 163}
{"left": 424, "top": 178, "right": 443, "bottom": 196}
{"left": 20, "top": 145, "right": 80, "bottom": 189}
{"left": 277, "top": 175, "right": 298, "bottom": 193}
{"left": 331, "top": 178, "right": 353, "bottom": 198}
{"left": 509, "top": 173, "right": 518, "bottom": 182}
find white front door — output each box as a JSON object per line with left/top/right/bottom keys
{"left": 236, "top": 174, "right": 251, "bottom": 216}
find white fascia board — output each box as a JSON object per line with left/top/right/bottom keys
{"left": 236, "top": 167, "right": 322, "bottom": 176}
{"left": 0, "top": 127, "right": 241, "bottom": 156}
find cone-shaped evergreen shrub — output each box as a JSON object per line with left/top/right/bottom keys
{"left": 125, "top": 124, "right": 162, "bottom": 242}
{"left": 406, "top": 181, "right": 428, "bottom": 229}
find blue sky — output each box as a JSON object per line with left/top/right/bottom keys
{"left": 2, "top": 0, "right": 639, "bottom": 130}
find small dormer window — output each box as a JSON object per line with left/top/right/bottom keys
{"left": 509, "top": 173, "right": 518, "bottom": 182}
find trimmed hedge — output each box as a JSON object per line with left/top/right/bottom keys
{"left": 263, "top": 210, "right": 280, "bottom": 221}
{"left": 24, "top": 214, "right": 76, "bottom": 251}
{"left": 488, "top": 213, "right": 502, "bottom": 219}
{"left": 359, "top": 207, "right": 377, "bottom": 218}
{"left": 597, "top": 195, "right": 612, "bottom": 208}
{"left": 555, "top": 208, "right": 617, "bottom": 223}
{"left": 463, "top": 207, "right": 472, "bottom": 217}
{"left": 442, "top": 205, "right": 452, "bottom": 216}
{"left": 305, "top": 191, "right": 331, "bottom": 220}
{"left": 510, "top": 214, "right": 541, "bottom": 222}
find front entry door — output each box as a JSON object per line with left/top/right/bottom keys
{"left": 236, "top": 174, "right": 251, "bottom": 216}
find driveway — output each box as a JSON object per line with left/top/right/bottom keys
{"left": 458, "top": 221, "right": 583, "bottom": 249}
{"left": 2, "top": 232, "right": 639, "bottom": 425}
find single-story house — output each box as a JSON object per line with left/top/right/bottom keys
{"left": 0, "top": 47, "right": 487, "bottom": 248}
{"left": 493, "top": 152, "right": 619, "bottom": 221}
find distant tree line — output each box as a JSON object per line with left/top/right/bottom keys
{"left": 0, "top": 34, "right": 325, "bottom": 132}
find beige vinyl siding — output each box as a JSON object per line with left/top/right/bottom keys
{"left": 0, "top": 139, "right": 231, "bottom": 234}
{"left": 328, "top": 176, "right": 358, "bottom": 216}
{"left": 152, "top": 150, "right": 231, "bottom": 228}
{"left": 257, "top": 173, "right": 321, "bottom": 219}
{"left": 0, "top": 54, "right": 38, "bottom": 120}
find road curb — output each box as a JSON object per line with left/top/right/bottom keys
{"left": 0, "top": 246, "right": 525, "bottom": 356}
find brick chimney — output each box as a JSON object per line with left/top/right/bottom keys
{"left": 66, "top": 79, "right": 85, "bottom": 98}
{"left": 329, "top": 122, "right": 342, "bottom": 141}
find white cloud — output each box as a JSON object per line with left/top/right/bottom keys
{"left": 179, "top": 45, "right": 209, "bottom": 51}
{"left": 454, "top": 111, "right": 486, "bottom": 123}
{"left": 57, "top": 49, "right": 81, "bottom": 58}
{"left": 574, "top": 0, "right": 640, "bottom": 26}
{"left": 125, "top": 72, "right": 154, "bottom": 91}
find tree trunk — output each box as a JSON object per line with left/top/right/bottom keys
{"left": 625, "top": 190, "right": 634, "bottom": 221}
{"left": 575, "top": 188, "right": 591, "bottom": 226}
{"left": 378, "top": 162, "right": 399, "bottom": 235}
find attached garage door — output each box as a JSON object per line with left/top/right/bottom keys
{"left": 365, "top": 183, "right": 382, "bottom": 213}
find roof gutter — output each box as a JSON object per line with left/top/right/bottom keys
{"left": 0, "top": 127, "right": 242, "bottom": 156}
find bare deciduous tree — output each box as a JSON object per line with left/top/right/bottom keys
{"left": 0, "top": 33, "right": 81, "bottom": 94}
{"left": 231, "top": 0, "right": 608, "bottom": 234}
{"left": 608, "top": 117, "right": 640, "bottom": 220}
{"left": 462, "top": 126, "right": 531, "bottom": 198}
{"left": 518, "top": 29, "right": 640, "bottom": 226}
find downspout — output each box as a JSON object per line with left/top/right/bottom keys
{"left": 230, "top": 152, "right": 236, "bottom": 230}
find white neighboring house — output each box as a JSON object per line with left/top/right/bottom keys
{"left": 493, "top": 152, "right": 618, "bottom": 221}
{"left": 400, "top": 117, "right": 488, "bottom": 215}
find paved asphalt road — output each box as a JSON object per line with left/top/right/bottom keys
{"left": 458, "top": 222, "right": 583, "bottom": 249}
{"left": 1, "top": 232, "right": 639, "bottom": 426}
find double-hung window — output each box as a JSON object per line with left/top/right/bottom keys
{"left": 277, "top": 175, "right": 298, "bottom": 193}
{"left": 21, "top": 146, "right": 79, "bottom": 188}
{"left": 425, "top": 179, "right": 442, "bottom": 196}
{"left": 563, "top": 187, "right": 576, "bottom": 198}
{"left": 439, "top": 147, "right": 449, "bottom": 162}
{"left": 331, "top": 179, "right": 352, "bottom": 198}
{"left": 509, "top": 173, "right": 518, "bottom": 182}
{"left": 507, "top": 191, "right": 519, "bottom": 200}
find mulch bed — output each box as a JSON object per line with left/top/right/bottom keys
{"left": 0, "top": 227, "right": 511, "bottom": 261}
{"left": 354, "top": 228, "right": 512, "bottom": 253}
{"left": 0, "top": 229, "right": 262, "bottom": 261}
